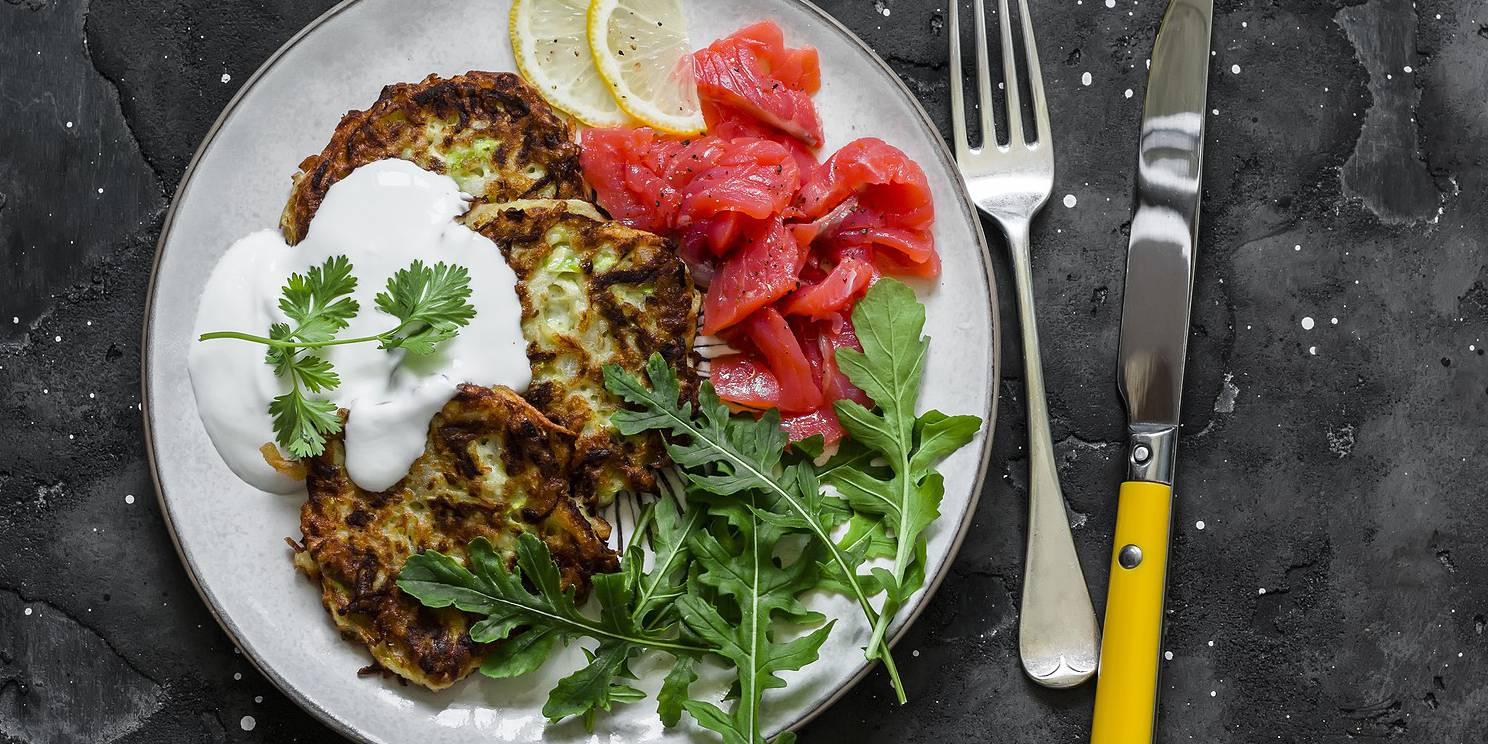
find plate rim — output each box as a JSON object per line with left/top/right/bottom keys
{"left": 138, "top": 0, "right": 1002, "bottom": 739}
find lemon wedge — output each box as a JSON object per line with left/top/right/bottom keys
{"left": 511, "top": 0, "right": 630, "bottom": 127}
{"left": 587, "top": 0, "right": 705, "bottom": 135}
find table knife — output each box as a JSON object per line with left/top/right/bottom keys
{"left": 1090, "top": 0, "right": 1212, "bottom": 741}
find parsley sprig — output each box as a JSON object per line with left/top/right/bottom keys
{"left": 198, "top": 256, "right": 477, "bottom": 457}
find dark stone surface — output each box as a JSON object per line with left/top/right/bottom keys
{"left": 1, "top": 0, "right": 1485, "bottom": 741}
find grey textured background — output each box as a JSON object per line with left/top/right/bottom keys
{"left": 2, "top": 0, "right": 1486, "bottom": 741}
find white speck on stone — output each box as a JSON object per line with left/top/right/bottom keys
{"left": 1301, "top": 316, "right": 1315, "bottom": 330}
{"left": 912, "top": 649, "right": 921, "bottom": 657}
{"left": 1309, "top": 346, "right": 1317, "bottom": 355}
{"left": 1124, "top": 88, "right": 1133, "bottom": 98}
{"left": 1330, "top": 317, "right": 1338, "bottom": 325}
{"left": 97, "top": 187, "right": 104, "bottom": 194}
{"left": 240, "top": 716, "right": 256, "bottom": 732}
{"left": 221, "top": 73, "right": 232, "bottom": 84}
{"left": 1210, "top": 690, "right": 1217, "bottom": 697}
{"left": 1208, "top": 640, "right": 1215, "bottom": 647}
{"left": 1063, "top": 194, "right": 1077, "bottom": 208}
{"left": 1242, "top": 21, "right": 1248, "bottom": 28}
{"left": 1403, "top": 65, "right": 1413, "bottom": 73}
{"left": 65, "top": 121, "right": 73, "bottom": 128}
{"left": 234, "top": 672, "right": 242, "bottom": 681}
{"left": 254, "top": 696, "right": 263, "bottom": 704}
{"left": 23, "top": 607, "right": 32, "bottom": 616}
{"left": 125, "top": 494, "right": 135, "bottom": 504}
{"left": 1211, "top": 108, "right": 1219, "bottom": 115}
{"left": 1258, "top": 587, "right": 1267, "bottom": 595}
{"left": 68, "top": 434, "right": 74, "bottom": 440}
{"left": 1081, "top": 71, "right": 1093, "bottom": 86}
{"left": 1214, "top": 372, "right": 1239, "bottom": 413}
{"left": 89, "top": 393, "right": 96, "bottom": 399}
{"left": 1294, "top": 244, "right": 1302, "bottom": 251}
{"left": 1230, "top": 64, "right": 1240, "bottom": 74}
{"left": 1196, "top": 520, "right": 1206, "bottom": 530}
{"left": 1105, "top": 0, "right": 1115, "bottom": 6}
{"left": 54, "top": 335, "right": 62, "bottom": 342}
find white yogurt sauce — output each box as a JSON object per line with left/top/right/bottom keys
{"left": 188, "top": 159, "right": 530, "bottom": 493}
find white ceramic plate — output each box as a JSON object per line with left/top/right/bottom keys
{"left": 142, "top": 1, "right": 1000, "bottom": 741}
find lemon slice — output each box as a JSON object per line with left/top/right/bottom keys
{"left": 587, "top": 0, "right": 705, "bottom": 135}
{"left": 511, "top": 0, "right": 630, "bottom": 127}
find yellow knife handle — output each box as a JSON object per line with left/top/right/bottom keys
{"left": 1091, "top": 480, "right": 1174, "bottom": 744}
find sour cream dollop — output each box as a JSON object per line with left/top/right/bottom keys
{"left": 188, "top": 159, "right": 530, "bottom": 493}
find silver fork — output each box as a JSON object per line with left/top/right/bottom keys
{"left": 948, "top": 0, "right": 1099, "bottom": 689}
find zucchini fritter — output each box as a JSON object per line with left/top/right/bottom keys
{"left": 293, "top": 385, "right": 618, "bottom": 690}
{"left": 279, "top": 71, "right": 589, "bottom": 244}
{"left": 464, "top": 199, "right": 700, "bottom": 505}
{"left": 284, "top": 72, "right": 699, "bottom": 691}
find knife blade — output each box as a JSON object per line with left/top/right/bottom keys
{"left": 1090, "top": 0, "right": 1213, "bottom": 741}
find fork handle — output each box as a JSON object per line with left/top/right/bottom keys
{"left": 1000, "top": 217, "right": 1100, "bottom": 689}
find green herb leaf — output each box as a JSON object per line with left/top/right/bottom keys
{"left": 656, "top": 654, "right": 699, "bottom": 727}
{"left": 542, "top": 641, "right": 643, "bottom": 724}
{"left": 823, "top": 278, "right": 983, "bottom": 661}
{"left": 375, "top": 259, "right": 476, "bottom": 355}
{"left": 397, "top": 534, "right": 706, "bottom": 725}
{"left": 268, "top": 389, "right": 340, "bottom": 459}
{"left": 278, "top": 255, "right": 360, "bottom": 343}
{"left": 602, "top": 355, "right": 904, "bottom": 702}
{"left": 630, "top": 484, "right": 701, "bottom": 630}
{"left": 676, "top": 493, "right": 834, "bottom": 744}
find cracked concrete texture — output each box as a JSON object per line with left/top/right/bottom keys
{"left": 0, "top": 0, "right": 1485, "bottom": 742}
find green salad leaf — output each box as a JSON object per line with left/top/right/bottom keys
{"left": 826, "top": 279, "right": 984, "bottom": 657}
{"left": 398, "top": 533, "right": 706, "bottom": 724}
{"left": 602, "top": 355, "right": 905, "bottom": 702}
{"left": 391, "top": 279, "right": 983, "bottom": 742}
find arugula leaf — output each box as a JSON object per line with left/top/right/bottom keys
{"left": 374, "top": 259, "right": 476, "bottom": 354}
{"left": 677, "top": 492, "right": 834, "bottom": 744}
{"left": 603, "top": 356, "right": 905, "bottom": 702}
{"left": 629, "top": 482, "right": 701, "bottom": 631}
{"left": 826, "top": 278, "right": 983, "bottom": 659}
{"left": 397, "top": 534, "right": 706, "bottom": 724}
{"left": 657, "top": 654, "right": 700, "bottom": 727}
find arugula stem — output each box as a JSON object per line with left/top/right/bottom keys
{"left": 865, "top": 448, "right": 917, "bottom": 664}
{"left": 644, "top": 398, "right": 907, "bottom": 701}
{"left": 474, "top": 586, "right": 710, "bottom": 655}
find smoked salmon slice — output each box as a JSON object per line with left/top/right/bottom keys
{"left": 693, "top": 43, "right": 825, "bottom": 148}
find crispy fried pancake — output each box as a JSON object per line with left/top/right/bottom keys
{"left": 284, "top": 72, "right": 699, "bottom": 690}
{"left": 279, "top": 71, "right": 589, "bottom": 244}
{"left": 463, "top": 199, "right": 700, "bottom": 505}
{"left": 293, "top": 385, "right": 618, "bottom": 690}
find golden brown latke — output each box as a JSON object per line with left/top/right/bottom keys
{"left": 279, "top": 71, "right": 589, "bottom": 244}
{"left": 292, "top": 385, "right": 618, "bottom": 690}
{"left": 463, "top": 199, "right": 700, "bottom": 506}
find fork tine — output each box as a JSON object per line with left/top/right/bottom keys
{"left": 948, "top": 0, "right": 970, "bottom": 159}
{"left": 996, "top": 0, "right": 1024, "bottom": 145}
{"left": 1018, "top": 0, "right": 1051, "bottom": 146}
{"left": 972, "top": 0, "right": 997, "bottom": 147}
